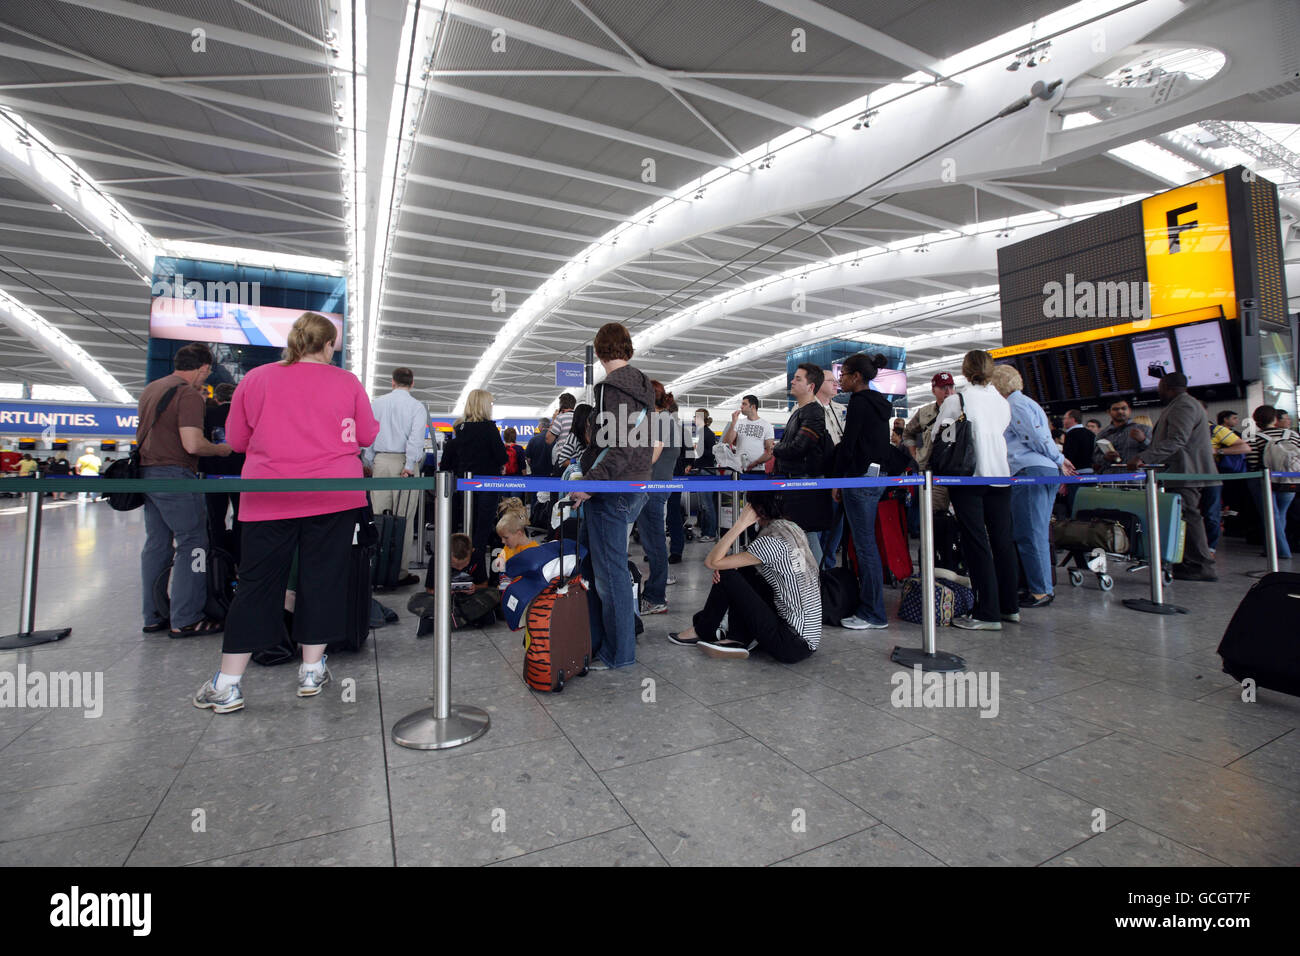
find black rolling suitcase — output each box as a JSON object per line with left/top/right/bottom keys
{"left": 1217, "top": 572, "right": 1300, "bottom": 696}
{"left": 370, "top": 493, "right": 407, "bottom": 590}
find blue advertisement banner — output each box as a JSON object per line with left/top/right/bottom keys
{"left": 555, "top": 362, "right": 585, "bottom": 388}
{"left": 0, "top": 401, "right": 140, "bottom": 438}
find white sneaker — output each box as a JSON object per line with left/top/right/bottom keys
{"left": 841, "top": 615, "right": 888, "bottom": 630}
{"left": 665, "top": 575, "right": 677, "bottom": 586}
{"left": 952, "top": 615, "right": 1001, "bottom": 631}
{"left": 297, "top": 656, "right": 332, "bottom": 697}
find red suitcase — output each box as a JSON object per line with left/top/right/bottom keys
{"left": 874, "top": 495, "right": 914, "bottom": 586}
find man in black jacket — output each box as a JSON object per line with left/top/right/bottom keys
{"left": 1061, "top": 408, "right": 1095, "bottom": 512}
{"left": 832, "top": 353, "right": 894, "bottom": 630}
{"left": 570, "top": 323, "right": 655, "bottom": 669}
{"left": 774, "top": 362, "right": 829, "bottom": 564}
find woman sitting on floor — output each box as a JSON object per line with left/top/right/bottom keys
{"left": 668, "top": 490, "right": 822, "bottom": 661}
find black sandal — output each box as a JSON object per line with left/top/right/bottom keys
{"left": 668, "top": 631, "right": 702, "bottom": 646}
{"left": 142, "top": 620, "right": 170, "bottom": 634}
{"left": 170, "top": 619, "right": 224, "bottom": 639}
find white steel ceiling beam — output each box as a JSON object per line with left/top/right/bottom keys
{"left": 452, "top": 0, "right": 1220, "bottom": 411}
{"left": 446, "top": 5, "right": 818, "bottom": 130}
{"left": 423, "top": 80, "right": 731, "bottom": 167}
{"left": 0, "top": 289, "right": 132, "bottom": 402}
{"left": 406, "top": 173, "right": 628, "bottom": 221}
{"left": 49, "top": 0, "right": 332, "bottom": 67}
{"left": 752, "top": 0, "right": 944, "bottom": 79}
{"left": 0, "top": 96, "right": 339, "bottom": 168}
{"left": 0, "top": 41, "right": 335, "bottom": 128}
{"left": 414, "top": 134, "right": 674, "bottom": 197}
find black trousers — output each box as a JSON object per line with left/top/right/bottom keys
{"left": 470, "top": 491, "right": 500, "bottom": 554}
{"left": 692, "top": 566, "right": 813, "bottom": 663}
{"left": 950, "top": 485, "right": 1019, "bottom": 622}
{"left": 223, "top": 508, "right": 358, "bottom": 654}
{"left": 206, "top": 490, "right": 241, "bottom": 564}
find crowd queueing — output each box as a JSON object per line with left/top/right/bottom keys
{"left": 106, "top": 313, "right": 1298, "bottom": 711}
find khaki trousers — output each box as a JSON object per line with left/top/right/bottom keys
{"left": 371, "top": 453, "right": 417, "bottom": 570}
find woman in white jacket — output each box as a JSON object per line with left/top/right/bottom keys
{"left": 931, "top": 350, "right": 1018, "bottom": 630}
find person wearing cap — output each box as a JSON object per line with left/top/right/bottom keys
{"left": 902, "top": 371, "right": 956, "bottom": 516}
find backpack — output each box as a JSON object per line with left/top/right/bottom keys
{"left": 504, "top": 444, "right": 525, "bottom": 475}
{"left": 1261, "top": 430, "right": 1300, "bottom": 477}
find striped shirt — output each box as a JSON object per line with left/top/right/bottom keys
{"left": 748, "top": 534, "right": 823, "bottom": 650}
{"left": 1246, "top": 427, "right": 1300, "bottom": 472}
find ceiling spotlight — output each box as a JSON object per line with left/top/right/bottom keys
{"left": 694, "top": 188, "right": 706, "bottom": 200}
{"left": 1006, "top": 59, "right": 1020, "bottom": 72}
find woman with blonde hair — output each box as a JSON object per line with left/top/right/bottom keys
{"left": 931, "top": 350, "right": 1017, "bottom": 630}
{"left": 992, "top": 363, "right": 1075, "bottom": 609}
{"left": 453, "top": 387, "right": 507, "bottom": 552}
{"left": 193, "top": 311, "right": 379, "bottom": 713}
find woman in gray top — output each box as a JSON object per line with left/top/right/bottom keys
{"left": 634, "top": 381, "right": 684, "bottom": 614}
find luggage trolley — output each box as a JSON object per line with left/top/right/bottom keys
{"left": 1057, "top": 480, "right": 1183, "bottom": 591}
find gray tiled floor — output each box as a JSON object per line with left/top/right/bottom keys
{"left": 0, "top": 502, "right": 1296, "bottom": 866}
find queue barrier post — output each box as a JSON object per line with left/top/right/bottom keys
{"left": 0, "top": 489, "right": 72, "bottom": 649}
{"left": 462, "top": 470, "right": 473, "bottom": 541}
{"left": 890, "top": 471, "right": 965, "bottom": 672}
{"left": 729, "top": 471, "right": 740, "bottom": 555}
{"left": 411, "top": 482, "right": 429, "bottom": 570}
{"left": 1261, "top": 467, "right": 1279, "bottom": 576}
{"left": 1122, "top": 465, "right": 1187, "bottom": 616}
{"left": 393, "top": 470, "right": 491, "bottom": 750}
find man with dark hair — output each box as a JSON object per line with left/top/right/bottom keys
{"left": 138, "top": 342, "right": 232, "bottom": 636}
{"left": 722, "top": 394, "right": 775, "bottom": 472}
{"left": 570, "top": 322, "right": 654, "bottom": 669}
{"left": 774, "top": 363, "right": 829, "bottom": 563}
{"left": 1061, "top": 408, "right": 1095, "bottom": 512}
{"left": 546, "top": 392, "right": 578, "bottom": 470}
{"left": 1217, "top": 409, "right": 1241, "bottom": 433}
{"left": 1130, "top": 372, "right": 1219, "bottom": 581}
{"left": 1085, "top": 419, "right": 1101, "bottom": 433}
{"left": 525, "top": 417, "right": 550, "bottom": 499}
{"left": 1091, "top": 398, "right": 1150, "bottom": 475}
{"left": 362, "top": 366, "right": 427, "bottom": 585}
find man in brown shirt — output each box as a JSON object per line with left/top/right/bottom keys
{"left": 138, "top": 343, "right": 232, "bottom": 637}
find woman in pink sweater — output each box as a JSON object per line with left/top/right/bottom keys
{"left": 194, "top": 312, "right": 380, "bottom": 714}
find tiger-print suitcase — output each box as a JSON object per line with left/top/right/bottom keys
{"left": 522, "top": 575, "right": 591, "bottom": 692}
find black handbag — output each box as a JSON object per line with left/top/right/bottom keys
{"left": 102, "top": 385, "right": 181, "bottom": 511}
{"left": 929, "top": 394, "right": 976, "bottom": 477}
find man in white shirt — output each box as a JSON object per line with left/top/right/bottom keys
{"left": 363, "top": 367, "right": 428, "bottom": 584}
{"left": 722, "top": 394, "right": 775, "bottom": 472}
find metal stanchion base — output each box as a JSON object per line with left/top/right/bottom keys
{"left": 1122, "top": 598, "right": 1187, "bottom": 615}
{"left": 392, "top": 703, "right": 490, "bottom": 750}
{"left": 0, "top": 627, "right": 71, "bottom": 649}
{"left": 890, "top": 646, "right": 967, "bottom": 672}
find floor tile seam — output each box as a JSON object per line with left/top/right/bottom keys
{"left": 184, "top": 727, "right": 387, "bottom": 768}
{"left": 1018, "top": 728, "right": 1300, "bottom": 804}
{"left": 815, "top": 731, "right": 1133, "bottom": 843}
{"left": 1032, "top": 683, "right": 1296, "bottom": 746}
{"left": 1219, "top": 729, "right": 1300, "bottom": 788}
{"left": 762, "top": 822, "right": 884, "bottom": 866}
{"left": 1090, "top": 669, "right": 1252, "bottom": 702}
{"left": 374, "top": 633, "right": 409, "bottom": 867}
{"left": 0, "top": 708, "right": 56, "bottom": 757}
{"left": 480, "top": 822, "right": 662, "bottom": 868}
{"left": 804, "top": 730, "right": 939, "bottom": 775}
{"left": 122, "top": 713, "right": 216, "bottom": 867}
{"left": 0, "top": 812, "right": 154, "bottom": 849}
{"left": 178, "top": 819, "right": 396, "bottom": 867}
{"left": 587, "top": 728, "right": 753, "bottom": 776}
{"left": 527, "top": 703, "right": 665, "bottom": 866}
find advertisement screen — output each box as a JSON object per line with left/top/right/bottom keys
{"left": 1131, "top": 333, "right": 1177, "bottom": 391}
{"left": 1173, "top": 321, "right": 1231, "bottom": 387}
{"left": 150, "top": 298, "right": 343, "bottom": 348}
{"left": 869, "top": 367, "right": 908, "bottom": 396}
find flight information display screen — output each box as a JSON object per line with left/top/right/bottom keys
{"left": 1131, "top": 333, "right": 1177, "bottom": 391}
{"left": 1174, "top": 321, "right": 1232, "bottom": 387}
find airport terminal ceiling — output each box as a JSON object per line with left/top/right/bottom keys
{"left": 0, "top": 0, "right": 1297, "bottom": 410}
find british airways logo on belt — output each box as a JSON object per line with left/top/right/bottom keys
{"left": 773, "top": 480, "right": 817, "bottom": 489}
{"left": 463, "top": 480, "right": 484, "bottom": 487}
